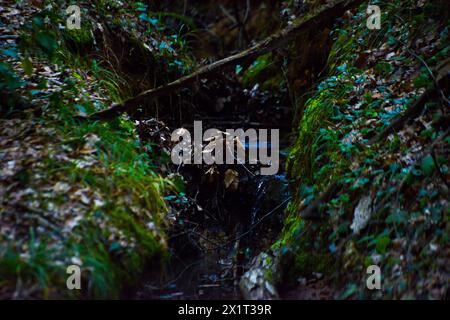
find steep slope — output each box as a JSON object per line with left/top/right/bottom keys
{"left": 280, "top": 0, "right": 449, "bottom": 299}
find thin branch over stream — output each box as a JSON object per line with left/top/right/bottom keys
{"left": 84, "top": 0, "right": 364, "bottom": 120}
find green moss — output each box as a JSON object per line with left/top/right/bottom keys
{"left": 293, "top": 249, "right": 332, "bottom": 275}
{"left": 62, "top": 25, "right": 94, "bottom": 53}
{"left": 242, "top": 52, "right": 280, "bottom": 88}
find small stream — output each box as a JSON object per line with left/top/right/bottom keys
{"left": 128, "top": 70, "right": 293, "bottom": 299}
{"left": 133, "top": 169, "right": 290, "bottom": 300}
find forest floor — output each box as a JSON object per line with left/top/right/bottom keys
{"left": 1, "top": 0, "right": 449, "bottom": 300}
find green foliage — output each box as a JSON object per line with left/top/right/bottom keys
{"left": 0, "top": 0, "right": 190, "bottom": 298}
{"left": 242, "top": 53, "right": 275, "bottom": 88}
{"left": 282, "top": 0, "right": 449, "bottom": 299}
{"left": 0, "top": 61, "right": 26, "bottom": 116}
{"left": 19, "top": 14, "right": 60, "bottom": 60}
{"left": 374, "top": 61, "right": 393, "bottom": 76}
{"left": 413, "top": 71, "right": 432, "bottom": 88}
{"left": 62, "top": 25, "right": 94, "bottom": 54}
{"left": 0, "top": 61, "right": 24, "bottom": 91}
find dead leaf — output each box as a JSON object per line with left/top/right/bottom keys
{"left": 224, "top": 169, "right": 239, "bottom": 190}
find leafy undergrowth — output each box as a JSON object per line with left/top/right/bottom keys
{"left": 280, "top": 0, "right": 449, "bottom": 299}
{"left": 0, "top": 0, "right": 191, "bottom": 298}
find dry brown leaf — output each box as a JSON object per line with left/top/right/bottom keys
{"left": 224, "top": 169, "right": 239, "bottom": 190}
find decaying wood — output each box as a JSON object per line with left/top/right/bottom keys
{"left": 85, "top": 0, "right": 364, "bottom": 120}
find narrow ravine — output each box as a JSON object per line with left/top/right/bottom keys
{"left": 129, "top": 77, "right": 293, "bottom": 300}
{"left": 2, "top": 0, "right": 448, "bottom": 301}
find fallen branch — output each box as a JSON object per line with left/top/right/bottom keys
{"left": 85, "top": 0, "right": 364, "bottom": 120}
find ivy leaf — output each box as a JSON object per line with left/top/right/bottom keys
{"left": 421, "top": 154, "right": 435, "bottom": 176}
{"left": 385, "top": 211, "right": 407, "bottom": 224}
{"left": 0, "top": 62, "right": 24, "bottom": 90}
{"left": 413, "top": 72, "right": 431, "bottom": 88}
{"left": 375, "top": 235, "right": 390, "bottom": 254}
{"left": 1, "top": 48, "right": 18, "bottom": 59}
{"left": 163, "top": 195, "right": 177, "bottom": 201}
{"left": 235, "top": 64, "right": 243, "bottom": 75}
{"left": 36, "top": 30, "right": 58, "bottom": 55}
{"left": 329, "top": 243, "right": 337, "bottom": 253}
{"left": 109, "top": 242, "right": 121, "bottom": 252}
{"left": 341, "top": 283, "right": 358, "bottom": 299}
{"left": 74, "top": 104, "right": 87, "bottom": 116}
{"left": 21, "top": 57, "right": 33, "bottom": 76}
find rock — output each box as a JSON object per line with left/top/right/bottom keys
{"left": 350, "top": 195, "right": 373, "bottom": 234}
{"left": 239, "top": 250, "right": 280, "bottom": 300}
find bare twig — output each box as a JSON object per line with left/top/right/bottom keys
{"left": 219, "top": 4, "right": 237, "bottom": 24}
{"left": 208, "top": 196, "right": 292, "bottom": 250}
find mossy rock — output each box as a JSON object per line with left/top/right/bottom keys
{"left": 62, "top": 26, "right": 95, "bottom": 54}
